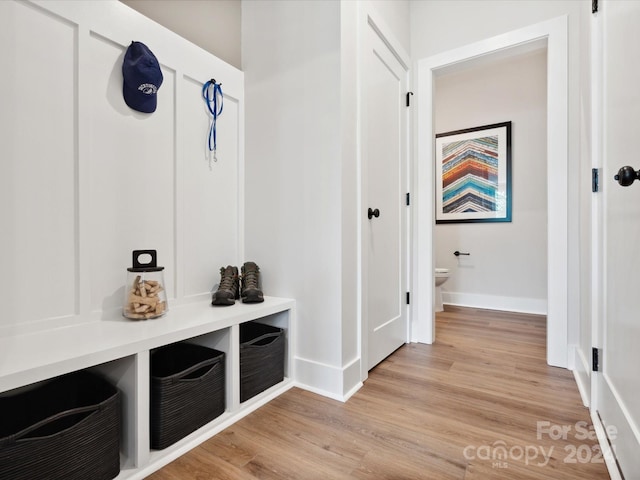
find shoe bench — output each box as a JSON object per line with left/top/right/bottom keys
{"left": 0, "top": 296, "right": 295, "bottom": 479}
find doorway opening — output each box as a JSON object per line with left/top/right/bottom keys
{"left": 432, "top": 45, "right": 548, "bottom": 335}
{"left": 413, "top": 16, "right": 569, "bottom": 368}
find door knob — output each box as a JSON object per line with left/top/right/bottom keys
{"left": 368, "top": 208, "right": 380, "bottom": 219}
{"left": 614, "top": 166, "right": 640, "bottom": 186}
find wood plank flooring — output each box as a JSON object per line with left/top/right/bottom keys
{"left": 147, "top": 306, "right": 610, "bottom": 479}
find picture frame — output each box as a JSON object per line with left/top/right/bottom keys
{"left": 435, "top": 121, "right": 512, "bottom": 224}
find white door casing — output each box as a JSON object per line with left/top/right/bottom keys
{"left": 360, "top": 12, "right": 409, "bottom": 372}
{"left": 414, "top": 17, "right": 569, "bottom": 368}
{"left": 593, "top": 1, "right": 640, "bottom": 478}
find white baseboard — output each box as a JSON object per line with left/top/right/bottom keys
{"left": 442, "top": 291, "right": 547, "bottom": 315}
{"left": 595, "top": 372, "right": 640, "bottom": 478}
{"left": 294, "top": 355, "right": 362, "bottom": 402}
{"left": 591, "top": 407, "right": 624, "bottom": 480}
{"left": 571, "top": 344, "right": 591, "bottom": 408}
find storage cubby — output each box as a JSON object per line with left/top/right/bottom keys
{"left": 240, "top": 322, "right": 285, "bottom": 403}
{"left": 0, "top": 370, "right": 121, "bottom": 480}
{"left": 181, "top": 328, "right": 233, "bottom": 411}
{"left": 89, "top": 355, "right": 142, "bottom": 470}
{"left": 0, "top": 296, "right": 295, "bottom": 480}
{"left": 244, "top": 311, "right": 291, "bottom": 379}
{"left": 150, "top": 343, "right": 226, "bottom": 450}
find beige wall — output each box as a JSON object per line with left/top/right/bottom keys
{"left": 434, "top": 49, "right": 548, "bottom": 312}
{"left": 120, "top": 0, "right": 241, "bottom": 69}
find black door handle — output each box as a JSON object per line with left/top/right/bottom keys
{"left": 614, "top": 166, "right": 640, "bottom": 186}
{"left": 368, "top": 208, "right": 380, "bottom": 219}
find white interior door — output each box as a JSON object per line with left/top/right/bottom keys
{"left": 597, "top": 1, "right": 640, "bottom": 477}
{"left": 362, "top": 23, "right": 408, "bottom": 371}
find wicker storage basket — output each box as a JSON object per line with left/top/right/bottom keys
{"left": 150, "top": 342, "right": 225, "bottom": 449}
{"left": 240, "top": 322, "right": 285, "bottom": 402}
{"left": 0, "top": 370, "right": 121, "bottom": 480}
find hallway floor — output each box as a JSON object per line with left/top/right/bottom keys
{"left": 148, "top": 306, "right": 609, "bottom": 479}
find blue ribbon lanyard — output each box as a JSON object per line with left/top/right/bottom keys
{"left": 202, "top": 79, "right": 224, "bottom": 162}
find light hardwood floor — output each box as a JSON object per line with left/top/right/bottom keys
{"left": 148, "top": 306, "right": 609, "bottom": 479}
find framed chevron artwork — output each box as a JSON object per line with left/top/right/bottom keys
{"left": 435, "top": 121, "right": 512, "bottom": 224}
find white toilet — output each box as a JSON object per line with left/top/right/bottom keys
{"left": 434, "top": 268, "right": 450, "bottom": 312}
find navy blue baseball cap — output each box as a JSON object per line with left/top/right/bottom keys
{"left": 122, "top": 41, "right": 163, "bottom": 113}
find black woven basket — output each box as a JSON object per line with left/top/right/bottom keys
{"left": 240, "top": 322, "right": 285, "bottom": 402}
{"left": 150, "top": 342, "right": 225, "bottom": 449}
{"left": 0, "top": 370, "right": 121, "bottom": 480}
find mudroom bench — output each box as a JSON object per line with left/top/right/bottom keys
{"left": 0, "top": 296, "right": 295, "bottom": 479}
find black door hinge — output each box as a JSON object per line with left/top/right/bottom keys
{"left": 592, "top": 168, "right": 599, "bottom": 192}
{"left": 406, "top": 92, "right": 413, "bottom": 107}
{"left": 406, "top": 192, "right": 410, "bottom": 206}
{"left": 592, "top": 347, "right": 601, "bottom": 372}
{"left": 592, "top": 0, "right": 598, "bottom": 14}
{"left": 406, "top": 292, "right": 410, "bottom": 305}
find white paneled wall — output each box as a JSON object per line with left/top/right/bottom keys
{"left": 0, "top": 2, "right": 77, "bottom": 327}
{"left": 0, "top": 0, "right": 244, "bottom": 333}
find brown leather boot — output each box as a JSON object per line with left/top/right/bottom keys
{"left": 211, "top": 265, "right": 239, "bottom": 306}
{"left": 241, "top": 262, "right": 264, "bottom": 303}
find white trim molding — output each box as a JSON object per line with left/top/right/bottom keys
{"left": 571, "top": 344, "right": 592, "bottom": 408}
{"left": 442, "top": 292, "right": 547, "bottom": 316}
{"left": 294, "top": 356, "right": 362, "bottom": 402}
{"left": 413, "top": 16, "right": 569, "bottom": 368}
